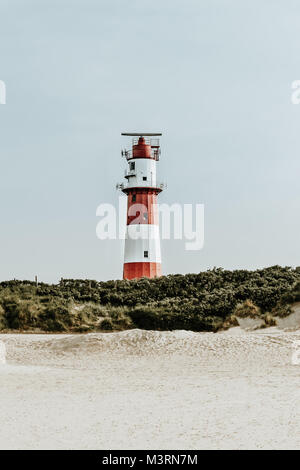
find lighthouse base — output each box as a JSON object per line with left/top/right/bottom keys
{"left": 123, "top": 262, "right": 162, "bottom": 280}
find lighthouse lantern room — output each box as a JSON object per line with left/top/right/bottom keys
{"left": 118, "top": 132, "right": 164, "bottom": 280}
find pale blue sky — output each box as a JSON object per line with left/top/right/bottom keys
{"left": 0, "top": 0, "right": 299, "bottom": 282}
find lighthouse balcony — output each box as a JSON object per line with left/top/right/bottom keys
{"left": 132, "top": 137, "right": 160, "bottom": 147}
{"left": 116, "top": 182, "right": 126, "bottom": 191}
{"left": 116, "top": 181, "right": 166, "bottom": 192}
{"left": 121, "top": 149, "right": 132, "bottom": 160}
{"left": 122, "top": 149, "right": 160, "bottom": 161}
{"left": 157, "top": 182, "right": 167, "bottom": 190}
{"left": 124, "top": 169, "right": 137, "bottom": 178}
{"left": 121, "top": 139, "right": 161, "bottom": 161}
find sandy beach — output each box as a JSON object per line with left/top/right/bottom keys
{"left": 0, "top": 327, "right": 299, "bottom": 450}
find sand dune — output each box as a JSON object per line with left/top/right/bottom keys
{"left": 0, "top": 340, "right": 5, "bottom": 364}
{"left": 0, "top": 328, "right": 299, "bottom": 450}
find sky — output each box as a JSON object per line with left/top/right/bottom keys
{"left": 0, "top": 0, "right": 300, "bottom": 282}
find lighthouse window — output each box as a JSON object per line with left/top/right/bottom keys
{"left": 132, "top": 194, "right": 136, "bottom": 202}
{"left": 143, "top": 212, "right": 148, "bottom": 221}
{"left": 143, "top": 176, "right": 147, "bottom": 181}
{"left": 144, "top": 250, "right": 149, "bottom": 258}
{"left": 130, "top": 162, "right": 135, "bottom": 171}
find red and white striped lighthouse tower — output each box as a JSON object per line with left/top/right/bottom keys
{"left": 119, "top": 132, "right": 164, "bottom": 280}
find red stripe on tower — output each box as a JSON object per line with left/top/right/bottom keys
{"left": 119, "top": 133, "right": 164, "bottom": 280}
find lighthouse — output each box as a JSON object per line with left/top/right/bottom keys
{"left": 119, "top": 132, "right": 165, "bottom": 280}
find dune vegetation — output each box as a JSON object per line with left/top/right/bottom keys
{"left": 0, "top": 266, "right": 299, "bottom": 333}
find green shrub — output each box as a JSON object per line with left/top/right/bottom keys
{"left": 0, "top": 266, "right": 299, "bottom": 332}
{"left": 100, "top": 318, "right": 113, "bottom": 330}
{"left": 280, "top": 281, "right": 300, "bottom": 304}
{"left": 0, "top": 305, "right": 7, "bottom": 330}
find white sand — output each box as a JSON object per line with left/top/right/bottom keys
{"left": 0, "top": 341, "right": 6, "bottom": 364}
{"left": 0, "top": 328, "right": 299, "bottom": 450}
